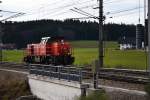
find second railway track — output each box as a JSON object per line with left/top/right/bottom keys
{"left": 0, "top": 62, "right": 149, "bottom": 84}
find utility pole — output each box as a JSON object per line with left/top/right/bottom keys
{"left": 148, "top": 0, "right": 150, "bottom": 76}
{"left": 98, "top": 0, "right": 103, "bottom": 69}
{"left": 0, "top": 1, "right": 2, "bottom": 63}
{"left": 94, "top": 0, "right": 103, "bottom": 89}
{"left": 98, "top": 0, "right": 104, "bottom": 71}
{"left": 0, "top": 22, "right": 2, "bottom": 63}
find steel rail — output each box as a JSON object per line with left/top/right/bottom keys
{"left": 0, "top": 62, "right": 149, "bottom": 84}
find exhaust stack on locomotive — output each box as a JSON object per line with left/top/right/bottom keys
{"left": 24, "top": 37, "right": 74, "bottom": 65}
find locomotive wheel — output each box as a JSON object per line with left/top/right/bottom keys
{"left": 52, "top": 56, "right": 63, "bottom": 65}
{"left": 30, "top": 56, "right": 35, "bottom": 63}
{"left": 63, "top": 55, "right": 74, "bottom": 65}
{"left": 45, "top": 56, "right": 51, "bottom": 64}
{"left": 40, "top": 56, "right": 46, "bottom": 64}
{"left": 24, "top": 56, "right": 34, "bottom": 63}
{"left": 52, "top": 56, "right": 57, "bottom": 65}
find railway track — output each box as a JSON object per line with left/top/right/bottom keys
{"left": 99, "top": 68, "right": 150, "bottom": 84}
{"left": 0, "top": 62, "right": 149, "bottom": 84}
{"left": 83, "top": 68, "right": 150, "bottom": 84}
{"left": 0, "top": 62, "right": 29, "bottom": 71}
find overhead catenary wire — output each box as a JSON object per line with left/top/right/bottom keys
{"left": 11, "top": 0, "right": 96, "bottom": 21}
{"left": 1, "top": 0, "right": 145, "bottom": 24}
{"left": 1, "top": 0, "right": 128, "bottom": 21}
{"left": 109, "top": 9, "right": 144, "bottom": 18}
{"left": 104, "top": 0, "right": 124, "bottom": 4}
{"left": 0, "top": 10, "right": 23, "bottom": 14}
{"left": 6, "top": 0, "right": 101, "bottom": 21}
{"left": 72, "top": 7, "right": 98, "bottom": 19}
{"left": 94, "top": 0, "right": 133, "bottom": 9}
{"left": 0, "top": 13, "right": 25, "bottom": 22}
{"left": 0, "top": 9, "right": 25, "bottom": 21}
{"left": 68, "top": 16, "right": 97, "bottom": 20}
{"left": 33, "top": 5, "right": 144, "bottom": 20}
{"left": 10, "top": 0, "right": 119, "bottom": 20}
{"left": 70, "top": 9, "right": 96, "bottom": 19}
{"left": 43, "top": 0, "right": 98, "bottom": 18}
{"left": 20, "top": 0, "right": 73, "bottom": 15}
{"left": 51, "top": 3, "right": 145, "bottom": 21}
{"left": 23, "top": 0, "right": 94, "bottom": 17}
{"left": 106, "top": 6, "right": 144, "bottom": 15}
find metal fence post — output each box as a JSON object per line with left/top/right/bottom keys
{"left": 27, "top": 63, "right": 30, "bottom": 72}
{"left": 94, "top": 60, "right": 99, "bottom": 89}
{"left": 49, "top": 67, "right": 52, "bottom": 79}
{"left": 58, "top": 66, "right": 60, "bottom": 80}
{"left": 67, "top": 67, "right": 70, "bottom": 82}
{"left": 79, "top": 69, "right": 82, "bottom": 84}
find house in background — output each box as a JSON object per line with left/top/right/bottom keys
{"left": 118, "top": 37, "right": 136, "bottom": 50}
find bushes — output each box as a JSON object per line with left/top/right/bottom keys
{"left": 79, "top": 89, "right": 108, "bottom": 100}
{"left": 0, "top": 80, "right": 31, "bottom": 100}
{"left": 145, "top": 82, "right": 150, "bottom": 99}
{"left": 0, "top": 71, "right": 31, "bottom": 100}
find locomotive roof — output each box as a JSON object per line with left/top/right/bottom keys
{"left": 40, "top": 36, "right": 65, "bottom": 44}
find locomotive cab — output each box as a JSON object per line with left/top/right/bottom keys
{"left": 40, "top": 37, "right": 50, "bottom": 44}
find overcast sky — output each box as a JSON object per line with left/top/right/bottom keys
{"left": 0, "top": 0, "right": 147, "bottom": 25}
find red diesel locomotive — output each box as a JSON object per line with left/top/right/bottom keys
{"left": 24, "top": 37, "right": 74, "bottom": 65}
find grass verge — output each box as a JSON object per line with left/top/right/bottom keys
{"left": 79, "top": 89, "right": 108, "bottom": 100}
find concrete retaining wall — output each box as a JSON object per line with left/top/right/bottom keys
{"left": 28, "top": 75, "right": 84, "bottom": 100}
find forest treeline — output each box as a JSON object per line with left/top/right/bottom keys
{"left": 2, "top": 19, "right": 137, "bottom": 48}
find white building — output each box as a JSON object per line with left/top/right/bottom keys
{"left": 119, "top": 37, "right": 136, "bottom": 50}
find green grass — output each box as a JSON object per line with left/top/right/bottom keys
{"left": 74, "top": 48, "right": 147, "bottom": 70}
{"left": 72, "top": 41, "right": 147, "bottom": 70}
{"left": 73, "top": 48, "right": 98, "bottom": 65}
{"left": 2, "top": 50, "right": 24, "bottom": 62}
{"left": 2, "top": 41, "right": 148, "bottom": 70}
{"left": 70, "top": 41, "right": 118, "bottom": 49}
{"left": 104, "top": 49, "right": 147, "bottom": 70}
{"left": 79, "top": 89, "right": 108, "bottom": 100}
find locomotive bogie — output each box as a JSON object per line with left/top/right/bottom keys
{"left": 24, "top": 55, "right": 74, "bottom": 65}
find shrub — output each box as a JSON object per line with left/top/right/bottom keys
{"left": 145, "top": 83, "right": 150, "bottom": 97}
{"left": 79, "top": 89, "right": 108, "bottom": 100}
